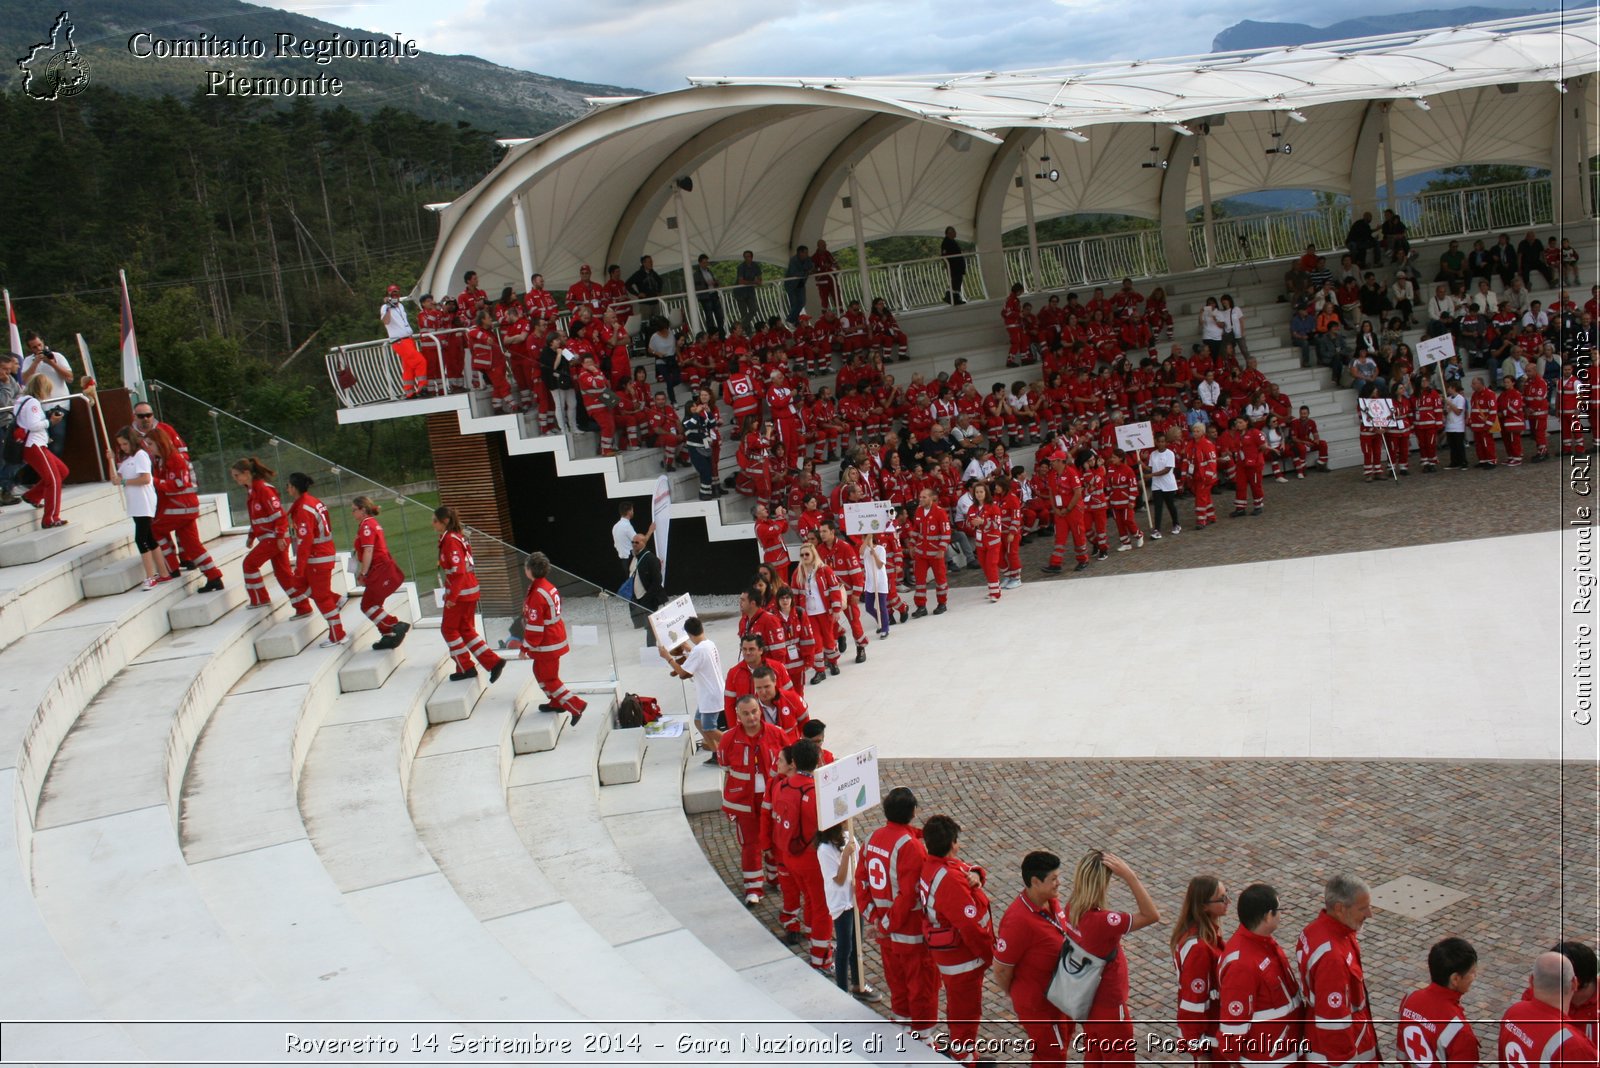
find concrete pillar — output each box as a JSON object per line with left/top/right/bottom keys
{"left": 1158, "top": 133, "right": 1198, "bottom": 274}
{"left": 974, "top": 128, "right": 1038, "bottom": 302}
{"left": 1196, "top": 130, "right": 1215, "bottom": 268}
{"left": 846, "top": 166, "right": 872, "bottom": 307}
{"left": 511, "top": 193, "right": 536, "bottom": 289}
{"left": 1381, "top": 103, "right": 1397, "bottom": 210}
{"left": 1555, "top": 76, "right": 1593, "bottom": 223}
{"left": 1349, "top": 101, "right": 1383, "bottom": 221}
{"left": 674, "top": 186, "right": 701, "bottom": 334}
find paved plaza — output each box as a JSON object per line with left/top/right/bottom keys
{"left": 691, "top": 446, "right": 1596, "bottom": 1062}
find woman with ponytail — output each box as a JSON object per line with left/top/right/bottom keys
{"left": 231, "top": 457, "right": 302, "bottom": 610}
{"left": 285, "top": 472, "right": 346, "bottom": 647}
{"left": 432, "top": 505, "right": 504, "bottom": 683}
{"left": 351, "top": 496, "right": 409, "bottom": 650}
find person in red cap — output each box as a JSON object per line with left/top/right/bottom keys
{"left": 566, "top": 265, "right": 604, "bottom": 316}
{"left": 381, "top": 285, "right": 429, "bottom": 398}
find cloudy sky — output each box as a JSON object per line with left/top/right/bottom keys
{"left": 259, "top": 0, "right": 1469, "bottom": 91}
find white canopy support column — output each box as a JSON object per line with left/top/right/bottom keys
{"left": 1555, "top": 75, "right": 1593, "bottom": 223}
{"left": 673, "top": 186, "right": 702, "bottom": 335}
{"left": 1020, "top": 163, "right": 1041, "bottom": 291}
{"left": 511, "top": 193, "right": 536, "bottom": 289}
{"left": 846, "top": 166, "right": 872, "bottom": 308}
{"left": 1381, "top": 102, "right": 1397, "bottom": 210}
{"left": 1196, "top": 128, "right": 1215, "bottom": 268}
{"left": 1349, "top": 101, "right": 1383, "bottom": 222}
{"left": 974, "top": 128, "right": 1037, "bottom": 302}
{"left": 1158, "top": 133, "right": 1198, "bottom": 274}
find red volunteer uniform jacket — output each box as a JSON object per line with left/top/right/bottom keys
{"left": 521, "top": 576, "right": 569, "bottom": 656}
{"left": 859, "top": 822, "right": 928, "bottom": 946}
{"left": 1219, "top": 926, "right": 1305, "bottom": 1067}
{"left": 1176, "top": 929, "right": 1224, "bottom": 1053}
{"left": 290, "top": 494, "right": 337, "bottom": 576}
{"left": 918, "top": 854, "right": 994, "bottom": 976}
{"left": 246, "top": 480, "right": 288, "bottom": 543}
{"left": 716, "top": 720, "right": 792, "bottom": 817}
{"left": 1297, "top": 911, "right": 1379, "bottom": 1066}
{"left": 1396, "top": 983, "right": 1479, "bottom": 1067}
{"left": 994, "top": 893, "right": 1070, "bottom": 1021}
{"left": 438, "top": 529, "right": 480, "bottom": 603}
{"left": 1499, "top": 999, "right": 1599, "bottom": 1068}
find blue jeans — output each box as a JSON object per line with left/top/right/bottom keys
{"left": 833, "top": 908, "right": 858, "bottom": 992}
{"left": 785, "top": 282, "right": 806, "bottom": 324}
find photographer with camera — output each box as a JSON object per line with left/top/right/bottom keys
{"left": 379, "top": 285, "right": 428, "bottom": 398}
{"left": 20, "top": 332, "right": 72, "bottom": 460}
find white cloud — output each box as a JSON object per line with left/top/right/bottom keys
{"left": 257, "top": 0, "right": 1503, "bottom": 91}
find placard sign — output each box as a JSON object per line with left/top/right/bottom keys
{"left": 815, "top": 746, "right": 881, "bottom": 830}
{"left": 1358, "top": 398, "right": 1397, "bottom": 429}
{"left": 648, "top": 592, "right": 697, "bottom": 650}
{"left": 1416, "top": 333, "right": 1456, "bottom": 368}
{"left": 1114, "top": 420, "right": 1155, "bottom": 452}
{"left": 843, "top": 500, "right": 893, "bottom": 536}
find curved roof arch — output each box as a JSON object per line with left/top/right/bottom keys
{"left": 417, "top": 10, "right": 1598, "bottom": 298}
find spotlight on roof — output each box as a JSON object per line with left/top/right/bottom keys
{"left": 1142, "top": 145, "right": 1167, "bottom": 170}
{"left": 1286, "top": 110, "right": 1307, "bottom": 123}
{"left": 1264, "top": 130, "right": 1292, "bottom": 156}
{"left": 1060, "top": 129, "right": 1089, "bottom": 143}
{"left": 1413, "top": 97, "right": 1431, "bottom": 111}
{"left": 674, "top": 176, "right": 694, "bottom": 193}
{"left": 1555, "top": 81, "right": 1569, "bottom": 93}
{"left": 1168, "top": 123, "right": 1194, "bottom": 136}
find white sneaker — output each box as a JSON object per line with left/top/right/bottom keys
{"left": 1275, "top": 476, "right": 1288, "bottom": 483}
{"left": 1117, "top": 543, "right": 1131, "bottom": 552}
{"left": 1297, "top": 473, "right": 1305, "bottom": 479}
{"left": 1148, "top": 530, "right": 1161, "bottom": 540}
{"left": 317, "top": 636, "right": 346, "bottom": 649}
{"left": 1170, "top": 526, "right": 1181, "bottom": 535}
{"left": 141, "top": 576, "right": 159, "bottom": 591}
{"left": 247, "top": 601, "right": 272, "bottom": 610}
{"left": 1135, "top": 535, "right": 1145, "bottom": 548}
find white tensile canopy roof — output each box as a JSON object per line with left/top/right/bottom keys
{"left": 417, "top": 10, "right": 1599, "bottom": 299}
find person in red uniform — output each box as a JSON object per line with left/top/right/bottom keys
{"left": 433, "top": 505, "right": 506, "bottom": 683}
{"left": 1388, "top": 383, "right": 1415, "bottom": 476}
{"left": 790, "top": 543, "right": 845, "bottom": 683}
{"left": 1523, "top": 367, "right": 1551, "bottom": 461}
{"left": 918, "top": 814, "right": 994, "bottom": 1065}
{"left": 1468, "top": 378, "right": 1500, "bottom": 468}
{"left": 993, "top": 850, "right": 1073, "bottom": 1065}
{"left": 1063, "top": 850, "right": 1162, "bottom": 1066}
{"left": 1106, "top": 449, "right": 1147, "bottom": 546}
{"left": 996, "top": 474, "right": 1025, "bottom": 591}
{"left": 417, "top": 294, "right": 463, "bottom": 391}
{"left": 456, "top": 270, "right": 487, "bottom": 323}
{"left": 1296, "top": 875, "right": 1380, "bottom": 1068}
{"left": 816, "top": 520, "right": 869, "bottom": 662}
{"left": 1559, "top": 362, "right": 1589, "bottom": 457}
{"left": 772, "top": 738, "right": 834, "bottom": 969}
{"left": 1396, "top": 937, "right": 1480, "bottom": 1068}
{"left": 522, "top": 273, "right": 559, "bottom": 324}
{"left": 1230, "top": 416, "right": 1266, "bottom": 516}
{"left": 1171, "top": 876, "right": 1229, "bottom": 1062}
{"left": 708, "top": 694, "right": 793, "bottom": 904}
{"left": 564, "top": 264, "right": 604, "bottom": 316}
{"left": 722, "top": 632, "right": 794, "bottom": 723}
{"left": 908, "top": 487, "right": 951, "bottom": 616}
{"left": 1218, "top": 883, "right": 1305, "bottom": 1068}
{"left": 1519, "top": 944, "right": 1600, "bottom": 1051}
{"left": 1499, "top": 953, "right": 1600, "bottom": 1068}
{"left": 966, "top": 481, "right": 1005, "bottom": 601}
{"left": 520, "top": 551, "right": 586, "bottom": 722}
{"left": 1411, "top": 389, "right": 1444, "bottom": 472}
{"left": 770, "top": 586, "right": 815, "bottom": 694}
{"left": 466, "top": 309, "right": 514, "bottom": 411}
{"left": 575, "top": 354, "right": 619, "bottom": 456}
{"left": 230, "top": 456, "right": 303, "bottom": 612}
{"left": 1498, "top": 379, "right": 1527, "bottom": 466}
{"left": 752, "top": 503, "right": 792, "bottom": 569}
{"left": 859, "top": 787, "right": 939, "bottom": 1034}
{"left": 351, "top": 496, "right": 409, "bottom": 650}
{"left": 810, "top": 239, "right": 840, "bottom": 311}
{"left": 1042, "top": 449, "right": 1089, "bottom": 574}
{"left": 148, "top": 424, "right": 225, "bottom": 592}
{"left": 286, "top": 473, "right": 345, "bottom": 646}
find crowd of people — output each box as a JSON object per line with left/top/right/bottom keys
{"left": 697, "top": 629, "right": 1600, "bottom": 1067}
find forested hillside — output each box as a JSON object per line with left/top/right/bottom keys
{"left": 0, "top": 89, "right": 504, "bottom": 481}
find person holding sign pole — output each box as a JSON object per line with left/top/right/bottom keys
{"left": 1147, "top": 434, "right": 1182, "bottom": 533}
{"left": 1443, "top": 382, "right": 1470, "bottom": 470}
{"left": 663, "top": 616, "right": 724, "bottom": 747}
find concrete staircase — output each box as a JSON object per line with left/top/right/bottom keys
{"left": 0, "top": 482, "right": 908, "bottom": 1062}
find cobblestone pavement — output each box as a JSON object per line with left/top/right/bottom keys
{"left": 692, "top": 759, "right": 1598, "bottom": 1065}
{"left": 939, "top": 453, "right": 1571, "bottom": 591}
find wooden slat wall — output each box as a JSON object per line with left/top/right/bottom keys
{"left": 425, "top": 412, "right": 521, "bottom": 619}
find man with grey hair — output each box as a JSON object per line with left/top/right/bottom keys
{"left": 1296, "top": 875, "right": 1379, "bottom": 1066}
{"left": 1499, "top": 952, "right": 1599, "bottom": 1067}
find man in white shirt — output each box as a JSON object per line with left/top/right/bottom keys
{"left": 1197, "top": 373, "right": 1223, "bottom": 411}
{"left": 612, "top": 502, "right": 639, "bottom": 571}
{"left": 1521, "top": 301, "right": 1550, "bottom": 334}
{"left": 1443, "top": 382, "right": 1470, "bottom": 469}
{"left": 663, "top": 616, "right": 725, "bottom": 755}
{"left": 21, "top": 332, "right": 72, "bottom": 459}
{"left": 1146, "top": 431, "right": 1181, "bottom": 536}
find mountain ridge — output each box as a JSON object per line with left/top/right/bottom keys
{"left": 1212, "top": 7, "right": 1555, "bottom": 52}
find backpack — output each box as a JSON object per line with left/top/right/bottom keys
{"left": 614, "top": 692, "right": 662, "bottom": 729}
{"left": 784, "top": 780, "right": 815, "bottom": 855}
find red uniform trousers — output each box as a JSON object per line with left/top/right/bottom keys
{"left": 21, "top": 444, "right": 66, "bottom": 525}
{"left": 1292, "top": 439, "right": 1330, "bottom": 471}
{"left": 887, "top": 547, "right": 909, "bottom": 611}
{"left": 475, "top": 350, "right": 512, "bottom": 403}
{"left": 511, "top": 355, "right": 539, "bottom": 407}
{"left": 1500, "top": 424, "right": 1524, "bottom": 464}
{"left": 359, "top": 559, "right": 403, "bottom": 634}
{"left": 787, "top": 666, "right": 808, "bottom": 693}
{"left": 807, "top": 611, "right": 840, "bottom": 667}
{"left": 1234, "top": 464, "right": 1265, "bottom": 508}
{"left": 1358, "top": 430, "right": 1384, "bottom": 477}
{"left": 1013, "top": 1000, "right": 1072, "bottom": 1066}
{"left": 728, "top": 809, "right": 764, "bottom": 897}
{"left": 1413, "top": 428, "right": 1439, "bottom": 467}
{"left": 879, "top": 940, "right": 940, "bottom": 1034}
{"left": 393, "top": 337, "right": 428, "bottom": 397}
{"left": 812, "top": 426, "right": 839, "bottom": 462}
{"left": 1048, "top": 512, "right": 1089, "bottom": 567}
{"left": 1002, "top": 534, "right": 1022, "bottom": 581}
{"left": 532, "top": 651, "right": 586, "bottom": 714}
{"left": 939, "top": 967, "right": 988, "bottom": 1063}
{"left": 977, "top": 543, "right": 1001, "bottom": 598}
{"left": 1472, "top": 427, "right": 1498, "bottom": 464}
{"left": 441, "top": 597, "right": 501, "bottom": 674}
{"left": 1385, "top": 429, "right": 1410, "bottom": 470}
{"left": 1113, "top": 502, "right": 1145, "bottom": 539}
{"left": 1081, "top": 1009, "right": 1136, "bottom": 1066}
{"left": 841, "top": 592, "right": 868, "bottom": 644}
{"left": 1088, "top": 506, "right": 1109, "bottom": 553}
{"left": 790, "top": 851, "right": 834, "bottom": 969}
{"left": 300, "top": 562, "right": 346, "bottom": 642}
{"left": 1188, "top": 485, "right": 1213, "bottom": 527}
{"left": 913, "top": 554, "right": 948, "bottom": 607}
{"left": 1007, "top": 326, "right": 1029, "bottom": 360}
{"left": 740, "top": 460, "right": 772, "bottom": 503}
{"left": 585, "top": 403, "right": 617, "bottom": 454}
{"left": 1531, "top": 415, "right": 1549, "bottom": 455}
{"left": 243, "top": 540, "right": 301, "bottom": 608}
{"left": 776, "top": 418, "right": 803, "bottom": 470}
{"left": 441, "top": 333, "right": 465, "bottom": 386}
{"left": 153, "top": 513, "right": 223, "bottom": 582}
{"left": 1564, "top": 411, "right": 1587, "bottom": 453}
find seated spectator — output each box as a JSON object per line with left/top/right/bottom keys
{"left": 1349, "top": 351, "right": 1383, "bottom": 393}
{"left": 1352, "top": 319, "right": 1381, "bottom": 359}
{"left": 1502, "top": 275, "right": 1531, "bottom": 316}
{"left": 1307, "top": 256, "right": 1333, "bottom": 294}
{"left": 1560, "top": 237, "right": 1582, "bottom": 286}
{"left": 1284, "top": 244, "right": 1319, "bottom": 301}
{"left": 1466, "top": 239, "right": 1495, "bottom": 288}
{"left": 1290, "top": 305, "right": 1318, "bottom": 367}
{"left": 1457, "top": 304, "right": 1489, "bottom": 366}
{"left": 1380, "top": 208, "right": 1410, "bottom": 261}
{"left": 1357, "top": 272, "right": 1389, "bottom": 321}
{"left": 1345, "top": 211, "right": 1378, "bottom": 267}
{"left": 1316, "top": 314, "right": 1349, "bottom": 371}
{"left": 1489, "top": 232, "right": 1518, "bottom": 287}
{"left": 1435, "top": 240, "right": 1466, "bottom": 291}
{"left": 1518, "top": 230, "right": 1552, "bottom": 287}
{"left": 1390, "top": 273, "right": 1417, "bottom": 327}
{"left": 1426, "top": 285, "right": 1459, "bottom": 336}
{"left": 1380, "top": 316, "right": 1407, "bottom": 354}
{"left": 1522, "top": 300, "right": 1550, "bottom": 337}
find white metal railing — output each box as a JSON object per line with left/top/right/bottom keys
{"left": 1006, "top": 229, "right": 1169, "bottom": 292}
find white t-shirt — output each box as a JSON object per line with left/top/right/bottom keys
{"left": 118, "top": 450, "right": 157, "bottom": 517}
{"left": 24, "top": 350, "right": 71, "bottom": 412}
{"left": 380, "top": 301, "right": 413, "bottom": 340}
{"left": 1444, "top": 393, "right": 1468, "bottom": 432}
{"left": 612, "top": 517, "right": 636, "bottom": 560}
{"left": 680, "top": 639, "right": 724, "bottom": 716}
{"left": 802, "top": 571, "right": 826, "bottom": 616}
{"left": 860, "top": 543, "right": 889, "bottom": 594}
{"left": 1148, "top": 447, "right": 1178, "bottom": 491}
{"left": 816, "top": 830, "right": 857, "bottom": 920}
